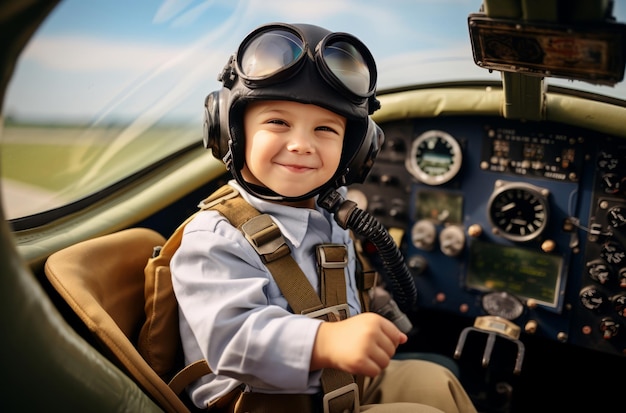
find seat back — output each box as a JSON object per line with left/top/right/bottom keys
{"left": 43, "top": 227, "right": 194, "bottom": 413}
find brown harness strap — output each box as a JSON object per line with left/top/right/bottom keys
{"left": 205, "top": 185, "right": 358, "bottom": 413}
{"left": 352, "top": 233, "right": 377, "bottom": 313}
{"left": 233, "top": 393, "right": 314, "bottom": 413}
{"left": 350, "top": 235, "right": 378, "bottom": 402}
{"left": 317, "top": 244, "right": 349, "bottom": 320}
{"left": 238, "top": 215, "right": 357, "bottom": 413}
{"left": 240, "top": 214, "right": 324, "bottom": 315}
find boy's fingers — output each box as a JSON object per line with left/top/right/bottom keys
{"left": 379, "top": 317, "right": 405, "bottom": 346}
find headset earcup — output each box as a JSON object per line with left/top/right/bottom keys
{"left": 203, "top": 91, "right": 222, "bottom": 155}
{"left": 344, "top": 118, "right": 384, "bottom": 186}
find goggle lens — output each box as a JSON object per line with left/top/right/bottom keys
{"left": 240, "top": 30, "right": 303, "bottom": 78}
{"left": 322, "top": 39, "right": 371, "bottom": 97}
{"left": 236, "top": 25, "right": 376, "bottom": 100}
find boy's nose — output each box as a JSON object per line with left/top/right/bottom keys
{"left": 286, "top": 132, "right": 314, "bottom": 153}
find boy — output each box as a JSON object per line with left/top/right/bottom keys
{"left": 171, "top": 22, "right": 477, "bottom": 413}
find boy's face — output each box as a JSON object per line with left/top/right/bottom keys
{"left": 241, "top": 100, "right": 346, "bottom": 200}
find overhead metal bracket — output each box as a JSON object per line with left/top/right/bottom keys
{"left": 470, "top": 0, "right": 624, "bottom": 120}
{"left": 502, "top": 72, "right": 545, "bottom": 120}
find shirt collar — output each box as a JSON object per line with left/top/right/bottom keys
{"left": 228, "top": 180, "right": 332, "bottom": 249}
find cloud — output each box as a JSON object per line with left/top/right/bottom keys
{"left": 21, "top": 35, "right": 180, "bottom": 73}
{"left": 153, "top": 0, "right": 197, "bottom": 23}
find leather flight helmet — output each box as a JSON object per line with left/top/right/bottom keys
{"left": 203, "top": 22, "right": 384, "bottom": 202}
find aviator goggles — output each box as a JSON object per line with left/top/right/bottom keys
{"left": 234, "top": 23, "right": 377, "bottom": 102}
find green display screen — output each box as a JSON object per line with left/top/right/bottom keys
{"left": 415, "top": 190, "right": 463, "bottom": 224}
{"left": 467, "top": 240, "right": 563, "bottom": 308}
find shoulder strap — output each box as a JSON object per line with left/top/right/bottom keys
{"left": 210, "top": 186, "right": 357, "bottom": 412}
{"left": 351, "top": 232, "right": 378, "bottom": 313}
{"left": 204, "top": 185, "right": 328, "bottom": 315}
{"left": 174, "top": 184, "right": 357, "bottom": 411}
{"left": 201, "top": 184, "right": 375, "bottom": 314}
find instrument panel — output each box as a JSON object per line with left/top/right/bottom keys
{"left": 352, "top": 115, "right": 626, "bottom": 357}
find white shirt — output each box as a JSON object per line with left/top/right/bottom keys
{"left": 171, "top": 180, "right": 361, "bottom": 408}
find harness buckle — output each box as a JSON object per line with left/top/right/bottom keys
{"left": 322, "top": 382, "right": 359, "bottom": 413}
{"left": 241, "top": 214, "right": 289, "bottom": 262}
{"left": 316, "top": 244, "right": 348, "bottom": 269}
{"left": 302, "top": 304, "right": 350, "bottom": 321}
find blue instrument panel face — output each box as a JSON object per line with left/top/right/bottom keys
{"left": 351, "top": 116, "right": 626, "bottom": 357}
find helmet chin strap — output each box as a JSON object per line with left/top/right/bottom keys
{"left": 235, "top": 175, "right": 324, "bottom": 203}
{"left": 242, "top": 182, "right": 291, "bottom": 201}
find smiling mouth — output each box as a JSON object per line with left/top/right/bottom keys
{"left": 279, "top": 163, "right": 315, "bottom": 173}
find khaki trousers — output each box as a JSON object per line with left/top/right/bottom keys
{"left": 359, "top": 359, "right": 477, "bottom": 413}
{"left": 227, "top": 359, "right": 477, "bottom": 413}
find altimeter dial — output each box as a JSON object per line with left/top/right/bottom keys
{"left": 487, "top": 181, "right": 550, "bottom": 242}
{"left": 406, "top": 130, "right": 462, "bottom": 185}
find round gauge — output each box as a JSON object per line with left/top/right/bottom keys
{"left": 406, "top": 130, "right": 462, "bottom": 185}
{"left": 611, "top": 293, "right": 626, "bottom": 317}
{"left": 601, "top": 241, "right": 626, "bottom": 266}
{"left": 439, "top": 225, "right": 465, "bottom": 257}
{"left": 607, "top": 206, "right": 626, "bottom": 229}
{"left": 411, "top": 219, "right": 437, "bottom": 251}
{"left": 586, "top": 259, "right": 612, "bottom": 284}
{"left": 487, "top": 181, "right": 549, "bottom": 242}
{"left": 579, "top": 286, "right": 606, "bottom": 311}
{"left": 482, "top": 291, "right": 524, "bottom": 320}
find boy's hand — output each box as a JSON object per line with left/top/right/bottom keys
{"left": 311, "top": 312, "right": 408, "bottom": 377}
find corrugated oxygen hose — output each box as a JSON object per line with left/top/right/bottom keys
{"left": 319, "top": 190, "right": 418, "bottom": 313}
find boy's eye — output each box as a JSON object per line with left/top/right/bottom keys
{"left": 267, "top": 119, "right": 287, "bottom": 126}
{"left": 316, "top": 126, "right": 340, "bottom": 134}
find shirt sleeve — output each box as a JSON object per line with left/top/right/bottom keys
{"left": 171, "top": 210, "right": 324, "bottom": 393}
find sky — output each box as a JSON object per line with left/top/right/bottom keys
{"left": 4, "top": 0, "right": 625, "bottom": 124}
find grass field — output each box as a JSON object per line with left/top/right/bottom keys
{"left": 2, "top": 123, "right": 197, "bottom": 190}
{"left": 2, "top": 123, "right": 198, "bottom": 219}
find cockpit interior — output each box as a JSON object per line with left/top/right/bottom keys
{"left": 2, "top": 1, "right": 626, "bottom": 412}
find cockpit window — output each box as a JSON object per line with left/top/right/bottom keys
{"left": 2, "top": 0, "right": 625, "bottom": 224}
